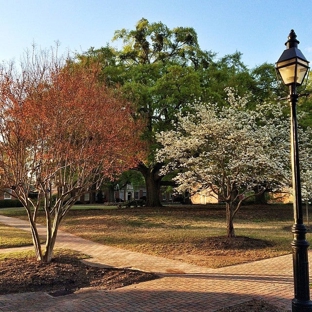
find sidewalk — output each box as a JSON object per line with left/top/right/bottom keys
{"left": 0, "top": 214, "right": 302, "bottom": 311}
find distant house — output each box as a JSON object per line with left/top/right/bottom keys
{"left": 0, "top": 188, "right": 12, "bottom": 200}
{"left": 268, "top": 187, "right": 292, "bottom": 204}
{"left": 114, "top": 183, "right": 146, "bottom": 202}
{"left": 191, "top": 188, "right": 219, "bottom": 204}
{"left": 191, "top": 186, "right": 295, "bottom": 205}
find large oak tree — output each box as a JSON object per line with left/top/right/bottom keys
{"left": 78, "top": 19, "right": 284, "bottom": 207}
{"left": 77, "top": 18, "right": 215, "bottom": 206}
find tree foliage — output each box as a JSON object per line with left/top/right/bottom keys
{"left": 79, "top": 19, "right": 252, "bottom": 206}
{"left": 0, "top": 48, "right": 142, "bottom": 262}
{"left": 78, "top": 19, "right": 291, "bottom": 207}
{"left": 78, "top": 19, "right": 214, "bottom": 206}
{"left": 297, "top": 71, "right": 312, "bottom": 128}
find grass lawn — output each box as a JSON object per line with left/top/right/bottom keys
{"left": 0, "top": 247, "right": 88, "bottom": 261}
{"left": 0, "top": 222, "right": 33, "bottom": 248}
{"left": 1, "top": 203, "right": 310, "bottom": 268}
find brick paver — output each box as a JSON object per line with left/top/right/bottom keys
{"left": 0, "top": 214, "right": 307, "bottom": 311}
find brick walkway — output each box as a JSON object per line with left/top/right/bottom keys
{"left": 0, "top": 214, "right": 308, "bottom": 311}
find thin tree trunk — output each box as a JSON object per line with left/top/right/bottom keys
{"left": 43, "top": 217, "right": 61, "bottom": 263}
{"left": 29, "top": 222, "right": 43, "bottom": 261}
{"left": 42, "top": 233, "right": 57, "bottom": 263}
{"left": 253, "top": 186, "right": 267, "bottom": 204}
{"left": 90, "top": 183, "right": 96, "bottom": 203}
{"left": 226, "top": 202, "right": 235, "bottom": 238}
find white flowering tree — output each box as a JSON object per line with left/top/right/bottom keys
{"left": 157, "top": 89, "right": 297, "bottom": 237}
{"left": 299, "top": 129, "right": 312, "bottom": 204}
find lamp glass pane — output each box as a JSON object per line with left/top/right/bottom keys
{"left": 277, "top": 58, "right": 297, "bottom": 68}
{"left": 296, "top": 60, "right": 309, "bottom": 85}
{"left": 277, "top": 58, "right": 309, "bottom": 85}
{"left": 298, "top": 59, "right": 309, "bottom": 67}
{"left": 278, "top": 63, "right": 296, "bottom": 85}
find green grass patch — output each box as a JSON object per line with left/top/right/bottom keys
{"left": 0, "top": 248, "right": 91, "bottom": 261}
{"left": 0, "top": 250, "right": 35, "bottom": 261}
{"left": 71, "top": 205, "right": 117, "bottom": 210}
{"left": 0, "top": 207, "right": 26, "bottom": 217}
{"left": 0, "top": 205, "right": 117, "bottom": 216}
{"left": 0, "top": 223, "right": 33, "bottom": 248}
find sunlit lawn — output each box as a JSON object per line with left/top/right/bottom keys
{"left": 1, "top": 203, "right": 310, "bottom": 268}
{"left": 60, "top": 204, "right": 302, "bottom": 267}
{"left": 0, "top": 248, "right": 90, "bottom": 261}
{"left": 0, "top": 223, "right": 33, "bottom": 248}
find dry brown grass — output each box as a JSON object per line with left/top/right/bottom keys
{"left": 0, "top": 223, "right": 33, "bottom": 248}
{"left": 1, "top": 203, "right": 309, "bottom": 268}
{"left": 58, "top": 204, "right": 303, "bottom": 268}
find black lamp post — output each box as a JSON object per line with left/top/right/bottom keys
{"left": 276, "top": 29, "right": 312, "bottom": 312}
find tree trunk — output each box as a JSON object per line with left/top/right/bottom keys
{"left": 226, "top": 202, "right": 235, "bottom": 238}
{"left": 145, "top": 173, "right": 162, "bottom": 207}
{"left": 138, "top": 163, "right": 162, "bottom": 207}
{"left": 29, "top": 220, "right": 56, "bottom": 263}
{"left": 29, "top": 223, "right": 43, "bottom": 261}
{"left": 42, "top": 238, "right": 56, "bottom": 263}
{"left": 90, "top": 183, "right": 97, "bottom": 204}
{"left": 253, "top": 186, "right": 267, "bottom": 204}
{"left": 42, "top": 217, "right": 61, "bottom": 263}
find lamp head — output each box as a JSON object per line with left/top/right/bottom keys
{"left": 276, "top": 30, "right": 309, "bottom": 86}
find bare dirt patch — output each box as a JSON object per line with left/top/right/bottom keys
{"left": 147, "top": 236, "right": 281, "bottom": 268}
{"left": 201, "top": 236, "right": 273, "bottom": 250}
{"left": 192, "top": 236, "right": 275, "bottom": 266}
{"left": 216, "top": 299, "right": 289, "bottom": 312}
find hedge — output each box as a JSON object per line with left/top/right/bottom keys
{"left": 0, "top": 200, "right": 23, "bottom": 208}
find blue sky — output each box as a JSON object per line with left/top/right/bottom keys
{"left": 1, "top": 0, "right": 312, "bottom": 69}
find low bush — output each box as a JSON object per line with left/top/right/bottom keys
{"left": 0, "top": 200, "right": 23, "bottom": 208}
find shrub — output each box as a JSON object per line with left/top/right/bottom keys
{"left": 0, "top": 200, "right": 23, "bottom": 208}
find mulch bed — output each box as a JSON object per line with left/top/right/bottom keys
{"left": 0, "top": 255, "right": 158, "bottom": 295}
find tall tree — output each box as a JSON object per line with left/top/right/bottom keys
{"left": 0, "top": 49, "right": 142, "bottom": 262}
{"left": 201, "top": 52, "right": 255, "bottom": 105}
{"left": 78, "top": 19, "right": 277, "bottom": 207}
{"left": 77, "top": 18, "right": 214, "bottom": 206}
{"left": 250, "top": 62, "right": 285, "bottom": 102}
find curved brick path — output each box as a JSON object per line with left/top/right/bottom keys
{"left": 0, "top": 214, "right": 308, "bottom": 311}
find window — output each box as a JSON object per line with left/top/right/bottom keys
{"left": 4, "top": 189, "right": 12, "bottom": 200}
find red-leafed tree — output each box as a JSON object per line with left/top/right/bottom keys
{"left": 0, "top": 48, "right": 143, "bottom": 262}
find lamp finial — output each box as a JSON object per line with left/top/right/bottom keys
{"left": 286, "top": 29, "right": 299, "bottom": 49}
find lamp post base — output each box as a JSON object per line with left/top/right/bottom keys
{"left": 291, "top": 224, "right": 311, "bottom": 311}
{"left": 292, "top": 299, "right": 312, "bottom": 312}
